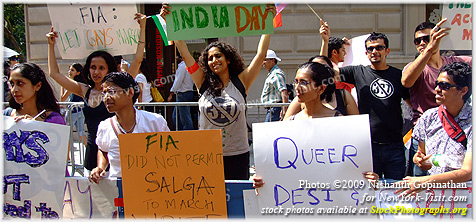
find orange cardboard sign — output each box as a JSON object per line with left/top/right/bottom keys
{"left": 118, "top": 130, "right": 227, "bottom": 219}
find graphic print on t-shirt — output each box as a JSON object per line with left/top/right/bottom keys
{"left": 203, "top": 94, "right": 242, "bottom": 127}
{"left": 370, "top": 78, "right": 394, "bottom": 99}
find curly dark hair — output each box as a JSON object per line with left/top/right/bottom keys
{"left": 102, "top": 71, "right": 140, "bottom": 103}
{"left": 83, "top": 51, "right": 118, "bottom": 87}
{"left": 8, "top": 63, "right": 60, "bottom": 116}
{"left": 297, "top": 62, "right": 336, "bottom": 103}
{"left": 440, "top": 62, "right": 472, "bottom": 101}
{"left": 198, "top": 41, "right": 245, "bottom": 97}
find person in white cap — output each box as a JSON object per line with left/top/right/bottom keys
{"left": 261, "top": 49, "right": 288, "bottom": 121}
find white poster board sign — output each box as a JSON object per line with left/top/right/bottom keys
{"left": 63, "top": 177, "right": 119, "bottom": 218}
{"left": 342, "top": 34, "right": 371, "bottom": 67}
{"left": 376, "top": 182, "right": 472, "bottom": 219}
{"left": 47, "top": 4, "right": 139, "bottom": 59}
{"left": 253, "top": 115, "right": 375, "bottom": 217}
{"left": 3, "top": 117, "right": 69, "bottom": 219}
{"left": 440, "top": 3, "right": 472, "bottom": 50}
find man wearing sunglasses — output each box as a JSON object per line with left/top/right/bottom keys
{"left": 401, "top": 19, "right": 471, "bottom": 176}
{"left": 337, "top": 32, "right": 410, "bottom": 181}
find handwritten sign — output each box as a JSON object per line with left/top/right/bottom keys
{"left": 440, "top": 3, "right": 472, "bottom": 50}
{"left": 166, "top": 4, "right": 274, "bottom": 41}
{"left": 63, "top": 177, "right": 120, "bottom": 218}
{"left": 376, "top": 182, "right": 472, "bottom": 219}
{"left": 3, "top": 117, "right": 70, "bottom": 219}
{"left": 47, "top": 4, "right": 139, "bottom": 59}
{"left": 253, "top": 115, "right": 374, "bottom": 217}
{"left": 119, "top": 130, "right": 227, "bottom": 219}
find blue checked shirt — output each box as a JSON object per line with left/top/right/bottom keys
{"left": 261, "top": 65, "right": 287, "bottom": 104}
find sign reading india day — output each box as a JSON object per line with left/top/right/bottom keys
{"left": 166, "top": 4, "right": 274, "bottom": 41}
{"left": 253, "top": 115, "right": 375, "bottom": 217}
{"left": 3, "top": 117, "right": 70, "bottom": 219}
{"left": 119, "top": 130, "right": 227, "bottom": 219}
{"left": 47, "top": 4, "right": 139, "bottom": 59}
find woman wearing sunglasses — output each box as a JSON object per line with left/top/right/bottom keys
{"left": 395, "top": 62, "right": 472, "bottom": 197}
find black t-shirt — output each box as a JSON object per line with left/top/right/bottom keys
{"left": 340, "top": 65, "right": 409, "bottom": 143}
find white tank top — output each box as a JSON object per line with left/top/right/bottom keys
{"left": 198, "top": 81, "right": 249, "bottom": 156}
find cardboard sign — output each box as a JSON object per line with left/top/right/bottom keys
{"left": 166, "top": 4, "right": 274, "bottom": 41}
{"left": 342, "top": 34, "right": 371, "bottom": 67}
{"left": 63, "top": 177, "right": 120, "bottom": 218}
{"left": 376, "top": 182, "right": 472, "bottom": 219}
{"left": 119, "top": 130, "right": 227, "bottom": 219}
{"left": 3, "top": 117, "right": 70, "bottom": 219}
{"left": 253, "top": 115, "right": 374, "bottom": 217}
{"left": 47, "top": 4, "right": 139, "bottom": 59}
{"left": 440, "top": 3, "right": 472, "bottom": 50}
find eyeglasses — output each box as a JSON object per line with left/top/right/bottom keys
{"left": 101, "top": 87, "right": 127, "bottom": 97}
{"left": 292, "top": 79, "right": 315, "bottom": 87}
{"left": 366, "top": 45, "right": 387, "bottom": 53}
{"left": 435, "top": 81, "right": 459, "bottom": 90}
{"left": 414, "top": 35, "right": 430, "bottom": 45}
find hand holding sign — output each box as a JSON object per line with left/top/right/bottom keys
{"left": 426, "top": 18, "right": 451, "bottom": 55}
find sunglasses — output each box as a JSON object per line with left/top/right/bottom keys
{"left": 414, "top": 35, "right": 430, "bottom": 45}
{"left": 101, "top": 87, "right": 127, "bottom": 97}
{"left": 366, "top": 45, "right": 386, "bottom": 53}
{"left": 292, "top": 79, "right": 315, "bottom": 87}
{"left": 435, "top": 81, "right": 459, "bottom": 90}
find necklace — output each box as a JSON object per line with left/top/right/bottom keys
{"left": 116, "top": 117, "right": 136, "bottom": 134}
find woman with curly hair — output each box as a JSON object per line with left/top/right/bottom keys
{"left": 162, "top": 4, "right": 276, "bottom": 180}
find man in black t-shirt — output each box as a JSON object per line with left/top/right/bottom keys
{"left": 339, "top": 32, "right": 410, "bottom": 180}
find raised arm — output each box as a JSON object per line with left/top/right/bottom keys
{"left": 319, "top": 19, "right": 330, "bottom": 57}
{"left": 127, "top": 13, "right": 147, "bottom": 78}
{"left": 240, "top": 34, "right": 271, "bottom": 93}
{"left": 47, "top": 26, "right": 88, "bottom": 98}
{"left": 401, "top": 18, "right": 449, "bottom": 88}
{"left": 160, "top": 4, "right": 205, "bottom": 89}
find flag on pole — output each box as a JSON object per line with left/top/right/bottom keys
{"left": 150, "top": 14, "right": 172, "bottom": 46}
{"left": 273, "top": 3, "right": 288, "bottom": 28}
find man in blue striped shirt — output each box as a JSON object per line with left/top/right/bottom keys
{"left": 261, "top": 50, "right": 288, "bottom": 122}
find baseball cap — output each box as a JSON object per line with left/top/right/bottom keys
{"left": 266, "top": 49, "right": 281, "bottom": 62}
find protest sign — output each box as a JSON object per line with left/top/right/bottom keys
{"left": 166, "top": 4, "right": 274, "bottom": 41}
{"left": 63, "top": 177, "right": 120, "bottom": 218}
{"left": 3, "top": 117, "right": 69, "bottom": 219}
{"left": 253, "top": 115, "right": 375, "bottom": 217}
{"left": 440, "top": 3, "right": 472, "bottom": 50}
{"left": 119, "top": 130, "right": 227, "bottom": 219}
{"left": 376, "top": 182, "right": 472, "bottom": 219}
{"left": 47, "top": 4, "right": 139, "bottom": 59}
{"left": 342, "top": 34, "right": 371, "bottom": 67}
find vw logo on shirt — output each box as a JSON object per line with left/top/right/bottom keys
{"left": 203, "top": 96, "right": 242, "bottom": 127}
{"left": 370, "top": 78, "right": 394, "bottom": 99}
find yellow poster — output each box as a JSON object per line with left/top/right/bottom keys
{"left": 119, "top": 130, "right": 227, "bottom": 219}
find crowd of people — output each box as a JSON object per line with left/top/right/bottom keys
{"left": 3, "top": 4, "right": 471, "bottom": 196}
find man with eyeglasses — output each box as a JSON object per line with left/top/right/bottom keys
{"left": 401, "top": 19, "right": 472, "bottom": 176}
{"left": 337, "top": 32, "right": 410, "bottom": 181}
{"left": 261, "top": 49, "right": 288, "bottom": 121}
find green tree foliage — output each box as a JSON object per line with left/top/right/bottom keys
{"left": 4, "top": 4, "right": 26, "bottom": 61}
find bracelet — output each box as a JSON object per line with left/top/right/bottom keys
{"left": 186, "top": 62, "right": 199, "bottom": 74}
{"left": 138, "top": 41, "right": 145, "bottom": 44}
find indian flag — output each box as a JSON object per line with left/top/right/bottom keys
{"left": 150, "top": 14, "right": 172, "bottom": 46}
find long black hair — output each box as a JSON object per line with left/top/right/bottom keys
{"left": 82, "top": 51, "right": 118, "bottom": 87}
{"left": 70, "top": 63, "right": 87, "bottom": 84}
{"left": 9, "top": 63, "right": 60, "bottom": 116}
{"left": 139, "top": 59, "right": 155, "bottom": 83}
{"left": 198, "top": 41, "right": 245, "bottom": 97}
